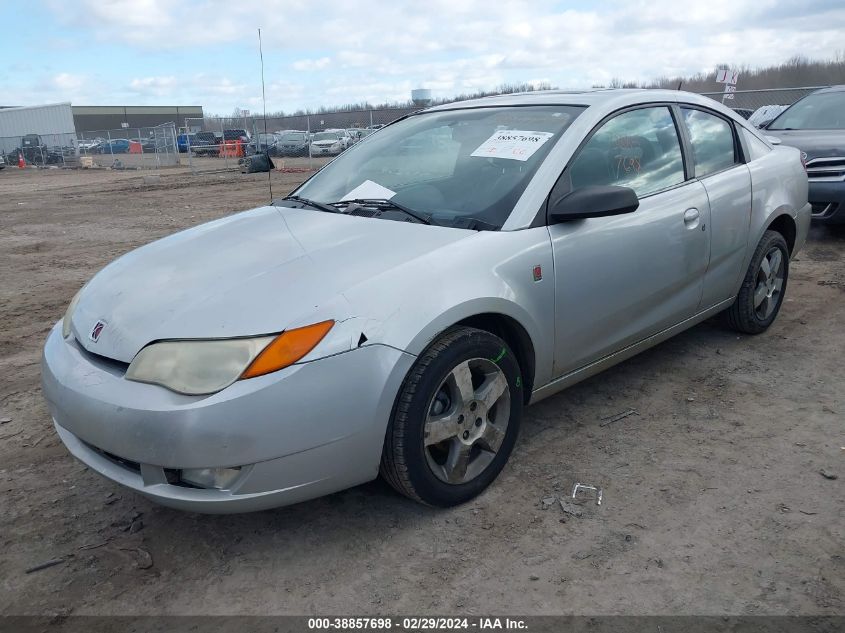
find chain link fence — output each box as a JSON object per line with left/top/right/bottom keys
{"left": 0, "top": 132, "right": 78, "bottom": 168}
{"left": 76, "top": 122, "right": 179, "bottom": 168}
{"left": 697, "top": 86, "right": 824, "bottom": 122}
{"left": 183, "top": 116, "right": 351, "bottom": 175}
{"left": 0, "top": 123, "right": 179, "bottom": 170}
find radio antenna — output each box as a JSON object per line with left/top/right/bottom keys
{"left": 258, "top": 28, "right": 272, "bottom": 203}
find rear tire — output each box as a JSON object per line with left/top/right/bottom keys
{"left": 724, "top": 230, "right": 789, "bottom": 334}
{"left": 380, "top": 327, "right": 523, "bottom": 506}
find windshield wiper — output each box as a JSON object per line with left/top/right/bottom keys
{"left": 332, "top": 198, "right": 434, "bottom": 225}
{"left": 447, "top": 216, "right": 500, "bottom": 231}
{"left": 280, "top": 195, "right": 339, "bottom": 214}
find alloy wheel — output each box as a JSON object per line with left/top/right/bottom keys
{"left": 753, "top": 246, "right": 785, "bottom": 320}
{"left": 423, "top": 358, "right": 510, "bottom": 485}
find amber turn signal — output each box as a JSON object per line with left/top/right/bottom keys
{"left": 241, "top": 320, "right": 334, "bottom": 379}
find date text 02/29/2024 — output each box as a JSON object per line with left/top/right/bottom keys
{"left": 306, "top": 617, "right": 528, "bottom": 631}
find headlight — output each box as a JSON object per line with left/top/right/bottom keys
{"left": 126, "top": 320, "right": 334, "bottom": 395}
{"left": 62, "top": 286, "right": 86, "bottom": 339}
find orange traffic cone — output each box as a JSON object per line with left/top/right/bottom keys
{"left": 17, "top": 152, "right": 25, "bottom": 169}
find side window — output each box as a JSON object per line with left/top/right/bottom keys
{"left": 568, "top": 107, "right": 685, "bottom": 197}
{"left": 681, "top": 108, "right": 738, "bottom": 177}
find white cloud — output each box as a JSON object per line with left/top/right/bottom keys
{"left": 28, "top": 0, "right": 845, "bottom": 113}
{"left": 129, "top": 76, "right": 178, "bottom": 96}
{"left": 52, "top": 73, "right": 86, "bottom": 91}
{"left": 292, "top": 57, "right": 332, "bottom": 71}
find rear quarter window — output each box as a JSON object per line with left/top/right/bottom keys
{"left": 741, "top": 128, "right": 772, "bottom": 161}
{"left": 681, "top": 108, "right": 738, "bottom": 177}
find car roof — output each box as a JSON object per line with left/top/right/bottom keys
{"left": 808, "top": 84, "right": 845, "bottom": 94}
{"left": 424, "top": 88, "right": 736, "bottom": 113}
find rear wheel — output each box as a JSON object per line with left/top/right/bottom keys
{"left": 380, "top": 327, "right": 523, "bottom": 506}
{"left": 724, "top": 230, "right": 789, "bottom": 334}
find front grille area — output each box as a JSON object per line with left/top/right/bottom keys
{"left": 70, "top": 336, "right": 129, "bottom": 376}
{"left": 83, "top": 441, "right": 191, "bottom": 486}
{"left": 87, "top": 442, "right": 142, "bottom": 474}
{"left": 806, "top": 156, "right": 845, "bottom": 182}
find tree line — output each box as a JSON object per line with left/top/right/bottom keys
{"left": 229, "top": 54, "right": 843, "bottom": 118}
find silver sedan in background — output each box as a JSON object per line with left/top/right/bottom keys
{"left": 42, "top": 89, "right": 810, "bottom": 513}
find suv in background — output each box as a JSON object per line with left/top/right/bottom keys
{"left": 763, "top": 85, "right": 845, "bottom": 224}
{"left": 275, "top": 131, "right": 310, "bottom": 157}
{"left": 222, "top": 129, "right": 250, "bottom": 144}
{"left": 191, "top": 132, "right": 220, "bottom": 156}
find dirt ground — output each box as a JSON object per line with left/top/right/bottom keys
{"left": 0, "top": 165, "right": 842, "bottom": 617}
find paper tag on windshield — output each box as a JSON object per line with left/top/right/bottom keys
{"left": 341, "top": 180, "right": 396, "bottom": 201}
{"left": 471, "top": 130, "right": 554, "bottom": 162}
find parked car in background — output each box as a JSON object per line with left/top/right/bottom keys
{"left": 310, "top": 131, "right": 344, "bottom": 156}
{"left": 223, "top": 129, "right": 250, "bottom": 144}
{"left": 12, "top": 134, "right": 64, "bottom": 164}
{"left": 367, "top": 123, "right": 385, "bottom": 129}
{"left": 93, "top": 138, "right": 131, "bottom": 154}
{"left": 176, "top": 134, "right": 196, "bottom": 153}
{"left": 0, "top": 154, "right": 5, "bottom": 169}
{"left": 275, "top": 131, "right": 310, "bottom": 157}
{"left": 191, "top": 132, "right": 220, "bottom": 157}
{"left": 749, "top": 104, "right": 789, "bottom": 129}
{"left": 247, "top": 133, "right": 279, "bottom": 155}
{"left": 139, "top": 138, "right": 158, "bottom": 153}
{"left": 762, "top": 85, "right": 845, "bottom": 224}
{"left": 325, "top": 128, "right": 353, "bottom": 150}
{"left": 78, "top": 137, "right": 104, "bottom": 153}
{"left": 44, "top": 89, "right": 810, "bottom": 513}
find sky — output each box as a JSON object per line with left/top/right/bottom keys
{"left": 2, "top": 0, "right": 844, "bottom": 115}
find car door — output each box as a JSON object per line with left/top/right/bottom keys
{"left": 679, "top": 106, "right": 752, "bottom": 308}
{"left": 548, "top": 105, "right": 712, "bottom": 377}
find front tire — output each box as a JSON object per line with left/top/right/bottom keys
{"left": 380, "top": 327, "right": 523, "bottom": 506}
{"left": 724, "top": 230, "right": 789, "bottom": 334}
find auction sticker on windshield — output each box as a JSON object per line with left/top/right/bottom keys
{"left": 341, "top": 180, "right": 397, "bottom": 201}
{"left": 471, "top": 130, "right": 555, "bottom": 162}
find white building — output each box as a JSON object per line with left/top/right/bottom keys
{"left": 0, "top": 102, "right": 77, "bottom": 157}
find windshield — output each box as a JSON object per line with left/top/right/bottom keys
{"left": 314, "top": 132, "right": 339, "bottom": 141}
{"left": 291, "top": 105, "right": 583, "bottom": 230}
{"left": 282, "top": 133, "right": 305, "bottom": 142}
{"left": 768, "top": 91, "right": 845, "bottom": 130}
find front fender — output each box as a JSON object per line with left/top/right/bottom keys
{"left": 343, "top": 227, "right": 557, "bottom": 390}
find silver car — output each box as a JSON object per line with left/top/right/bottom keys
{"left": 310, "top": 131, "right": 344, "bottom": 156}
{"left": 42, "top": 90, "right": 811, "bottom": 513}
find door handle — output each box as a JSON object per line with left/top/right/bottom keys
{"left": 683, "top": 208, "right": 700, "bottom": 224}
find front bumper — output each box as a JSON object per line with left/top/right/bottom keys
{"left": 809, "top": 181, "right": 845, "bottom": 224}
{"left": 41, "top": 324, "right": 414, "bottom": 513}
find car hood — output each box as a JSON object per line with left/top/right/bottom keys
{"left": 70, "top": 205, "right": 472, "bottom": 363}
{"left": 765, "top": 129, "right": 845, "bottom": 160}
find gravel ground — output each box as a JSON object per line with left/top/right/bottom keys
{"left": 0, "top": 166, "right": 842, "bottom": 616}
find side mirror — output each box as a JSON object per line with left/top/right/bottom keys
{"left": 549, "top": 185, "right": 639, "bottom": 223}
